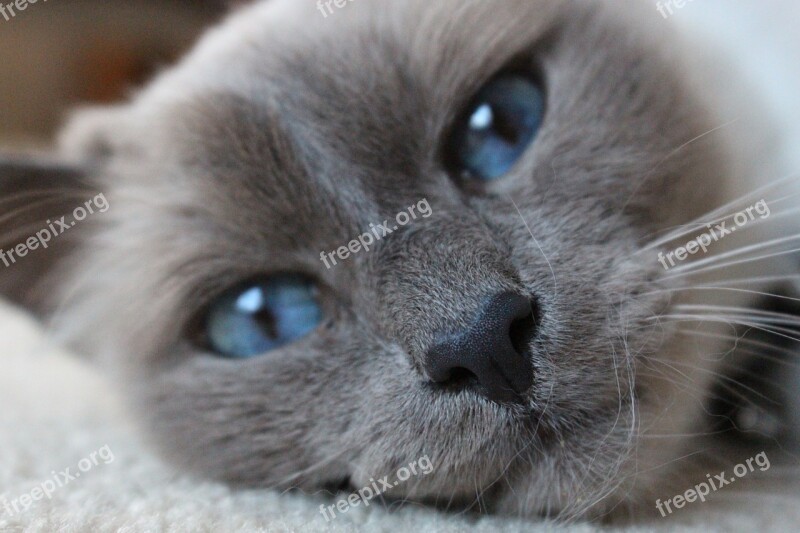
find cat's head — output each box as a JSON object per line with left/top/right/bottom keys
{"left": 0, "top": 0, "right": 735, "bottom": 520}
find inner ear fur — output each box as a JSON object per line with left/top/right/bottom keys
{"left": 0, "top": 155, "right": 98, "bottom": 317}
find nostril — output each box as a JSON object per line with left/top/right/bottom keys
{"left": 438, "top": 367, "right": 480, "bottom": 390}
{"left": 509, "top": 307, "right": 537, "bottom": 355}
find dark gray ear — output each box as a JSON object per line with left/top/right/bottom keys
{"left": 0, "top": 155, "right": 96, "bottom": 316}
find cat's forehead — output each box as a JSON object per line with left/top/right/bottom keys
{"left": 130, "top": 0, "right": 661, "bottom": 149}
{"left": 129, "top": 0, "right": 646, "bottom": 173}
{"left": 104, "top": 0, "right": 670, "bottom": 237}
{"left": 136, "top": 1, "right": 553, "bottom": 169}
{"left": 138, "top": 0, "right": 570, "bottom": 111}
{"left": 122, "top": 1, "right": 576, "bottom": 219}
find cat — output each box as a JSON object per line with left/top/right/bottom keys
{"left": 1, "top": 0, "right": 797, "bottom": 523}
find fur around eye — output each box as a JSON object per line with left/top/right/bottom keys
{"left": 448, "top": 75, "right": 545, "bottom": 182}
{"left": 205, "top": 275, "right": 322, "bottom": 358}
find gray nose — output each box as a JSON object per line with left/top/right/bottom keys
{"left": 424, "top": 292, "right": 537, "bottom": 404}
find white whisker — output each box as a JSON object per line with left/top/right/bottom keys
{"left": 640, "top": 172, "right": 800, "bottom": 251}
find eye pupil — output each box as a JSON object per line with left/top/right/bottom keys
{"left": 206, "top": 275, "right": 322, "bottom": 359}
{"left": 254, "top": 308, "right": 279, "bottom": 339}
{"left": 449, "top": 75, "right": 545, "bottom": 182}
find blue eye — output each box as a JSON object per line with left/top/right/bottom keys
{"left": 206, "top": 275, "right": 323, "bottom": 359}
{"left": 449, "top": 75, "right": 545, "bottom": 181}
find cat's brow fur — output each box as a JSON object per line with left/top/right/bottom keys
{"left": 0, "top": 0, "right": 769, "bottom": 522}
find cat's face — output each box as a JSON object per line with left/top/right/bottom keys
{"left": 2, "top": 0, "right": 735, "bottom": 521}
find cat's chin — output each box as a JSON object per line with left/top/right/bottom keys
{"left": 368, "top": 398, "right": 642, "bottom": 520}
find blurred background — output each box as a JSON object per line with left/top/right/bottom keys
{"left": 0, "top": 0, "right": 228, "bottom": 148}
